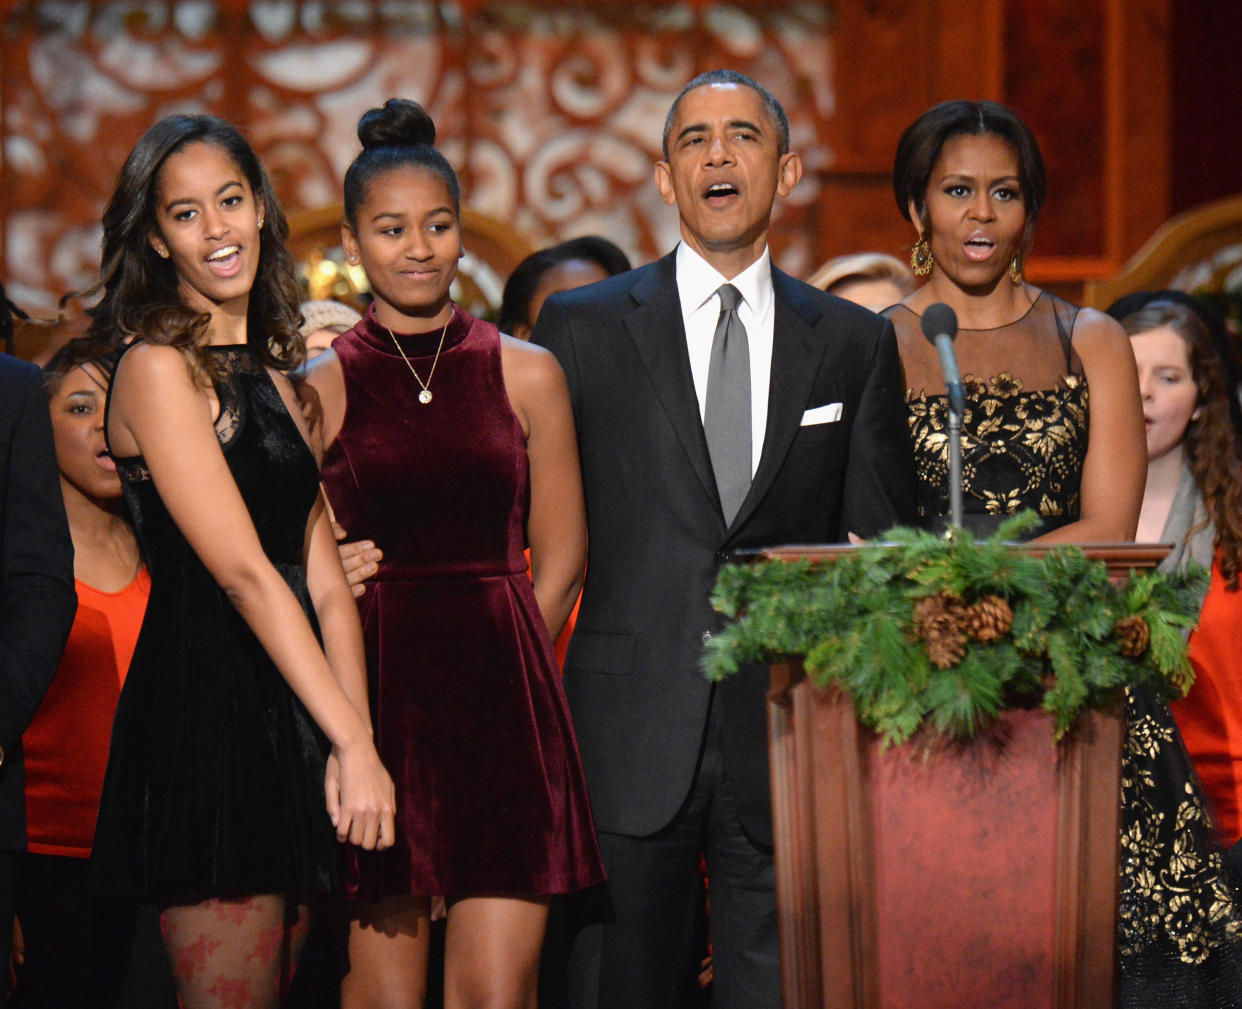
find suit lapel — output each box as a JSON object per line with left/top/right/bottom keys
{"left": 623, "top": 253, "right": 722, "bottom": 513}
{"left": 729, "top": 269, "right": 828, "bottom": 534}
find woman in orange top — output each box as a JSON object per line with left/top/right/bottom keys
{"left": 10, "top": 340, "right": 167, "bottom": 1008}
{"left": 1118, "top": 295, "right": 1242, "bottom": 846}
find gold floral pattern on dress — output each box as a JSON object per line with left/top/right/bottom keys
{"left": 1119, "top": 697, "right": 1242, "bottom": 965}
{"left": 905, "top": 372, "right": 1089, "bottom": 522}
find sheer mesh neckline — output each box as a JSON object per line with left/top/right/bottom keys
{"left": 885, "top": 289, "right": 1082, "bottom": 398}
{"left": 890, "top": 290, "right": 1046, "bottom": 332}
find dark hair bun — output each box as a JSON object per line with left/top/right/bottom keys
{"left": 357, "top": 98, "right": 436, "bottom": 151}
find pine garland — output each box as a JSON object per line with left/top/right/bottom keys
{"left": 704, "top": 512, "right": 1207, "bottom": 745}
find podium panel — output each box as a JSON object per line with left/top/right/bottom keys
{"left": 768, "top": 663, "right": 1124, "bottom": 1009}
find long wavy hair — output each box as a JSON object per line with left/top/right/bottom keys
{"left": 80, "top": 114, "right": 303, "bottom": 376}
{"left": 1122, "top": 300, "right": 1242, "bottom": 589}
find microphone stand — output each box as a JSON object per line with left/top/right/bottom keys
{"left": 947, "top": 393, "right": 963, "bottom": 532}
{"left": 921, "top": 302, "right": 965, "bottom": 534}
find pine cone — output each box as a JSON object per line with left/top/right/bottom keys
{"left": 913, "top": 592, "right": 969, "bottom": 669}
{"left": 965, "top": 595, "right": 1014, "bottom": 643}
{"left": 925, "top": 629, "right": 968, "bottom": 669}
{"left": 1115, "top": 615, "right": 1150, "bottom": 658}
{"left": 912, "top": 592, "right": 968, "bottom": 639}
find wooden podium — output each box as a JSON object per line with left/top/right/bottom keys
{"left": 755, "top": 544, "right": 1169, "bottom": 1009}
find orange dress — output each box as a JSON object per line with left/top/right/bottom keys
{"left": 523, "top": 546, "right": 578, "bottom": 669}
{"left": 1172, "top": 557, "right": 1242, "bottom": 845}
{"left": 23, "top": 570, "right": 150, "bottom": 857}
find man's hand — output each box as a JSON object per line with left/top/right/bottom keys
{"left": 334, "top": 522, "right": 382, "bottom": 598}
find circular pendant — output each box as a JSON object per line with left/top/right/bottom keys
{"left": 418, "top": 389, "right": 433, "bottom": 404}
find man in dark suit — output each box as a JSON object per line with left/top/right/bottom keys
{"left": 533, "top": 69, "right": 917, "bottom": 1009}
{"left": 0, "top": 349, "right": 76, "bottom": 1007}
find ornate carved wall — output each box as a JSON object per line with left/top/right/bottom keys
{"left": 2, "top": 0, "right": 1173, "bottom": 326}
{"left": 2, "top": 0, "right": 840, "bottom": 317}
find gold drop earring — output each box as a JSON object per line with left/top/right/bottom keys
{"left": 911, "top": 235, "right": 933, "bottom": 277}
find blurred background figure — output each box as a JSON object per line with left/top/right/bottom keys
{"left": 806, "top": 251, "right": 916, "bottom": 312}
{"left": 0, "top": 287, "right": 77, "bottom": 1009}
{"left": 497, "top": 236, "right": 631, "bottom": 341}
{"left": 499, "top": 236, "right": 633, "bottom": 663}
{"left": 300, "top": 299, "right": 363, "bottom": 360}
{"left": 11, "top": 339, "right": 175, "bottom": 1009}
{"left": 1108, "top": 289, "right": 1242, "bottom": 434}
{"left": 1114, "top": 295, "right": 1242, "bottom": 851}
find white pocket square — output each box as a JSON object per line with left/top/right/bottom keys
{"left": 800, "top": 402, "right": 843, "bottom": 426}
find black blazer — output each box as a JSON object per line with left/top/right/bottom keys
{"left": 534, "top": 252, "right": 916, "bottom": 844}
{"left": 0, "top": 354, "right": 76, "bottom": 851}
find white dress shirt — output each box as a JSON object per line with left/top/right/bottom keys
{"left": 674, "top": 242, "right": 774, "bottom": 477}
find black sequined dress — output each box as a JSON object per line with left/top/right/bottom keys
{"left": 888, "top": 292, "right": 1242, "bottom": 1008}
{"left": 91, "top": 344, "right": 336, "bottom": 902}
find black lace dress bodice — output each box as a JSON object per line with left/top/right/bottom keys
{"left": 887, "top": 293, "right": 1088, "bottom": 537}
{"left": 91, "top": 344, "right": 336, "bottom": 901}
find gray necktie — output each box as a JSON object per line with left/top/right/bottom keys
{"left": 704, "top": 283, "right": 751, "bottom": 524}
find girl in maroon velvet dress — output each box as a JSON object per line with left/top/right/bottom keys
{"left": 303, "top": 99, "right": 602, "bottom": 1008}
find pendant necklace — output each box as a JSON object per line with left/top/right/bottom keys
{"left": 384, "top": 307, "right": 453, "bottom": 404}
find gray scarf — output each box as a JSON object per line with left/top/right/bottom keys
{"left": 1156, "top": 463, "right": 1215, "bottom": 610}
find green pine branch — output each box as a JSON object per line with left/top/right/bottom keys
{"left": 703, "top": 512, "right": 1204, "bottom": 744}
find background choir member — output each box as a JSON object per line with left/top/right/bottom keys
{"left": 0, "top": 313, "right": 77, "bottom": 1009}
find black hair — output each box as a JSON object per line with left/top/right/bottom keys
{"left": 343, "top": 98, "right": 461, "bottom": 228}
{"left": 892, "top": 100, "right": 1047, "bottom": 242}
{"left": 662, "top": 69, "right": 790, "bottom": 160}
{"left": 498, "top": 236, "right": 632, "bottom": 334}
{"left": 80, "top": 114, "right": 302, "bottom": 375}
{"left": 43, "top": 337, "right": 123, "bottom": 396}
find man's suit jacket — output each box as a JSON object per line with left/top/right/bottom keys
{"left": 0, "top": 354, "right": 76, "bottom": 851}
{"left": 534, "top": 252, "right": 917, "bottom": 846}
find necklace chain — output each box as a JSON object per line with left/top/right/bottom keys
{"left": 384, "top": 308, "right": 453, "bottom": 405}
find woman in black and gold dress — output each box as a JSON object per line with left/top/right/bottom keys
{"left": 886, "top": 100, "right": 1242, "bottom": 1006}
{"left": 885, "top": 100, "right": 1145, "bottom": 541}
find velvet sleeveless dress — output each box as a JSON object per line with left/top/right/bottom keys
{"left": 889, "top": 293, "right": 1242, "bottom": 1007}
{"left": 322, "top": 306, "right": 603, "bottom": 900}
{"left": 91, "top": 344, "right": 336, "bottom": 901}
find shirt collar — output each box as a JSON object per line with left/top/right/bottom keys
{"left": 675, "top": 242, "right": 773, "bottom": 320}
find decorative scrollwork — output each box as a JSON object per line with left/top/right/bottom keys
{"left": 4, "top": 1, "right": 836, "bottom": 315}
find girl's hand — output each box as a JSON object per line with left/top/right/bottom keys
{"left": 327, "top": 739, "right": 396, "bottom": 851}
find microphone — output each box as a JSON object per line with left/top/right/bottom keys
{"left": 921, "top": 303, "right": 965, "bottom": 530}
{"left": 921, "top": 303, "right": 965, "bottom": 418}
